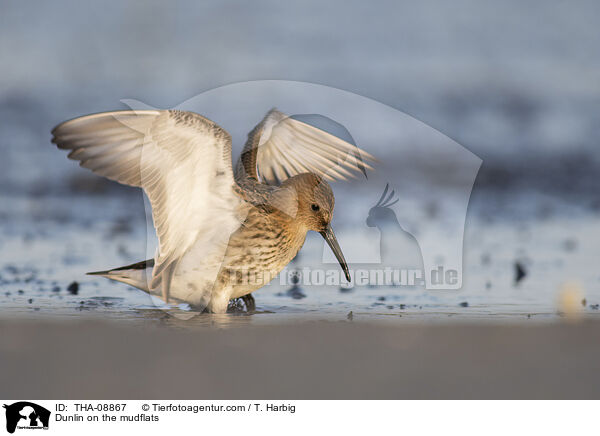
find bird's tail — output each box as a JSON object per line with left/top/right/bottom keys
{"left": 87, "top": 259, "right": 156, "bottom": 292}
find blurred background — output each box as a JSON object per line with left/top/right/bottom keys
{"left": 0, "top": 0, "right": 599, "bottom": 322}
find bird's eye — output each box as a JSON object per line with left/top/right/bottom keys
{"left": 311, "top": 204, "right": 320, "bottom": 212}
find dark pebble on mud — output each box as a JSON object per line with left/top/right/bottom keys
{"left": 17, "top": 289, "right": 24, "bottom": 294}
{"left": 52, "top": 286, "right": 60, "bottom": 293}
{"left": 377, "top": 296, "right": 386, "bottom": 301}
{"left": 28, "top": 298, "right": 33, "bottom": 304}
{"left": 514, "top": 262, "right": 527, "bottom": 284}
{"left": 459, "top": 301, "right": 469, "bottom": 307}
{"left": 287, "top": 285, "right": 306, "bottom": 300}
{"left": 67, "top": 281, "right": 79, "bottom": 295}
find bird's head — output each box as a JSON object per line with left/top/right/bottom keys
{"left": 285, "top": 173, "right": 333, "bottom": 232}
{"left": 279, "top": 173, "right": 349, "bottom": 281}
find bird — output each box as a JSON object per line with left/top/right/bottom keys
{"left": 51, "top": 108, "right": 375, "bottom": 313}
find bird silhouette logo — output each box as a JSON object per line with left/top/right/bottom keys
{"left": 366, "top": 183, "right": 399, "bottom": 228}
{"left": 366, "top": 184, "right": 424, "bottom": 272}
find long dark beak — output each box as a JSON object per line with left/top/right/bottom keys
{"left": 320, "top": 225, "right": 350, "bottom": 282}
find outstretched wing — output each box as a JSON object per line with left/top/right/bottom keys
{"left": 236, "top": 109, "right": 376, "bottom": 185}
{"left": 52, "top": 110, "right": 243, "bottom": 303}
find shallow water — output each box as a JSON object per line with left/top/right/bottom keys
{"left": 1, "top": 188, "right": 598, "bottom": 328}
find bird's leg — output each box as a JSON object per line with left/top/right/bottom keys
{"left": 226, "top": 293, "right": 256, "bottom": 313}
{"left": 241, "top": 293, "right": 256, "bottom": 312}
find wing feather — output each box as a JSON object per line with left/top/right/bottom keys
{"left": 52, "top": 110, "right": 242, "bottom": 305}
{"left": 237, "top": 109, "right": 376, "bottom": 185}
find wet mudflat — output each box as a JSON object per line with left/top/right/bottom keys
{"left": 1, "top": 188, "right": 600, "bottom": 326}
{"left": 2, "top": 318, "right": 600, "bottom": 399}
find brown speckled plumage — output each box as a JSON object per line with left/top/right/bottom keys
{"left": 217, "top": 173, "right": 333, "bottom": 301}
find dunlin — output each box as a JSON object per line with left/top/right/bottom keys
{"left": 52, "top": 108, "right": 375, "bottom": 313}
